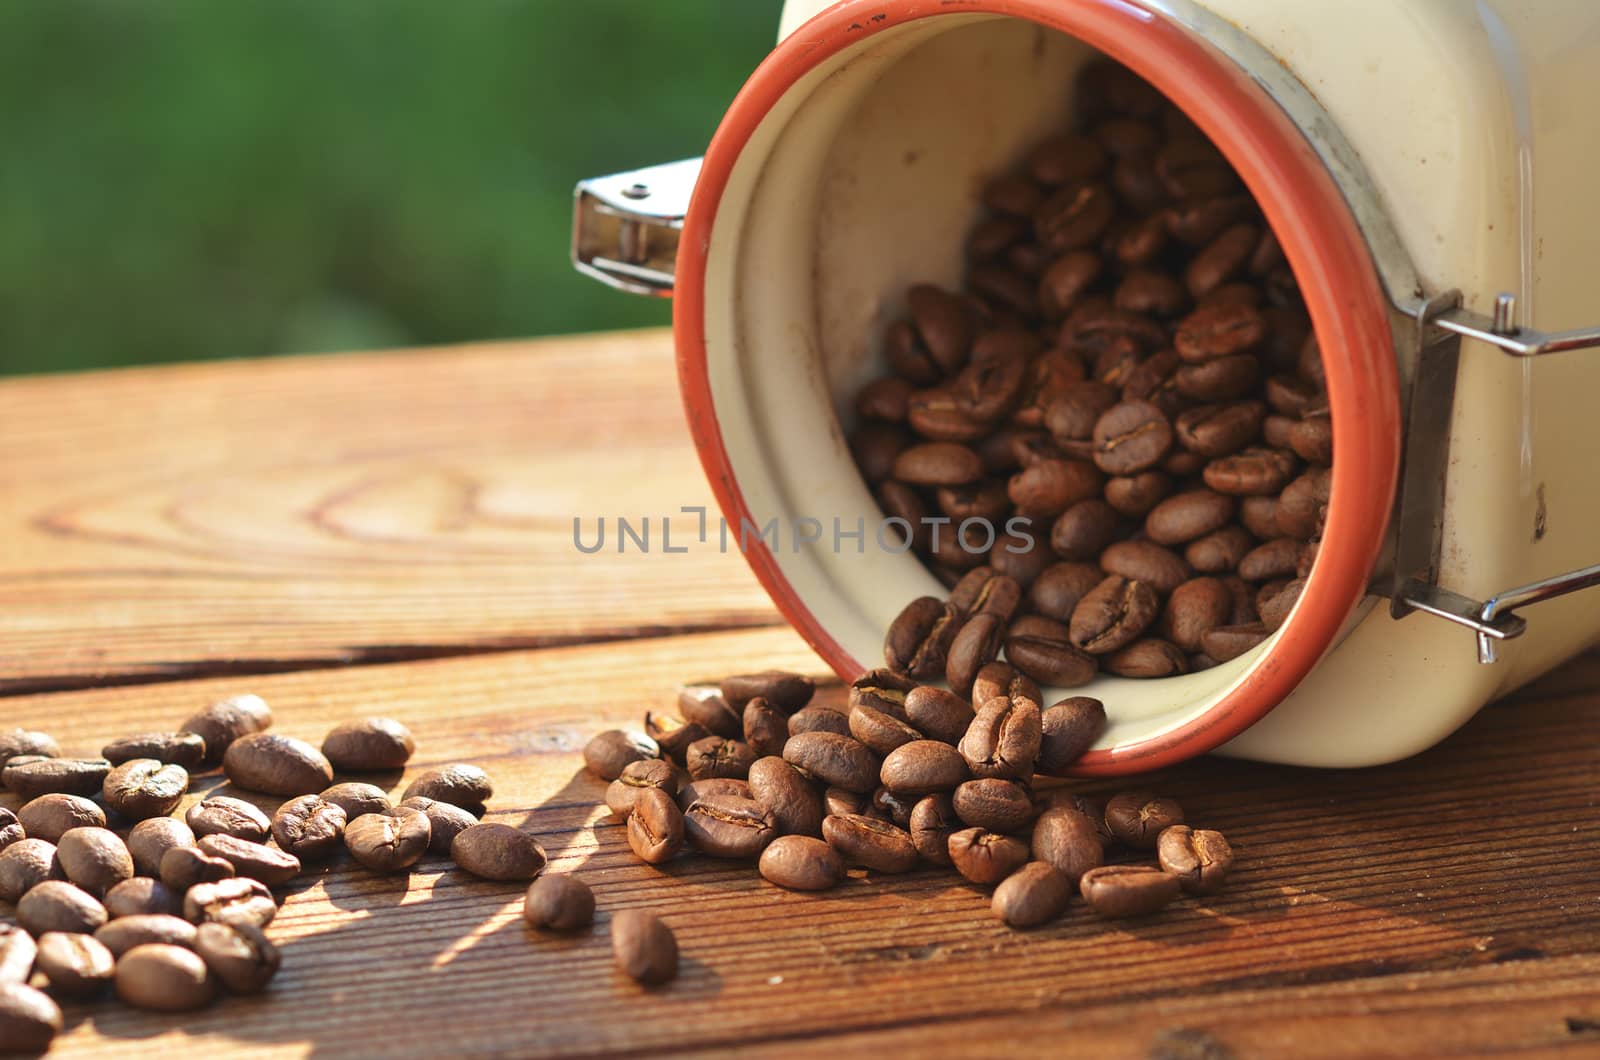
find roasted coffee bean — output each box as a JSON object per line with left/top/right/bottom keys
{"left": 1036, "top": 182, "right": 1115, "bottom": 252}
{"left": 676, "top": 778, "right": 750, "bottom": 813}
{"left": 184, "top": 876, "right": 276, "bottom": 928}
{"left": 787, "top": 706, "right": 852, "bottom": 739}
{"left": 1175, "top": 400, "right": 1265, "bottom": 458}
{"left": 1101, "top": 540, "right": 1191, "bottom": 595}
{"left": 948, "top": 567, "right": 1023, "bottom": 619}
{"left": 1163, "top": 577, "right": 1234, "bottom": 653}
{"left": 1104, "top": 791, "right": 1186, "bottom": 848}
{"left": 644, "top": 711, "right": 711, "bottom": 761}
{"left": 747, "top": 757, "right": 823, "bottom": 837}
{"left": 1174, "top": 352, "right": 1258, "bottom": 402}
{"left": 1050, "top": 499, "right": 1121, "bottom": 561}
{"left": 626, "top": 788, "right": 685, "bottom": 865}
{"left": 1239, "top": 536, "right": 1301, "bottom": 582}
{"left": 18, "top": 794, "right": 106, "bottom": 843}
{"left": 1105, "top": 637, "right": 1189, "bottom": 677}
{"left": 947, "top": 828, "right": 1029, "bottom": 885}
{"left": 989, "top": 528, "right": 1054, "bottom": 587}
{"left": 345, "top": 807, "right": 432, "bottom": 873}
{"left": 611, "top": 909, "right": 677, "bottom": 986}
{"left": 0, "top": 808, "right": 21, "bottom": 856}
{"left": 583, "top": 730, "right": 660, "bottom": 782}
{"left": 877, "top": 479, "right": 929, "bottom": 552}
{"left": 758, "top": 835, "right": 845, "bottom": 892}
{"left": 677, "top": 687, "right": 742, "bottom": 739}
{"left": 1202, "top": 622, "right": 1270, "bottom": 662}
{"left": 1008, "top": 458, "right": 1103, "bottom": 519}
{"left": 1185, "top": 222, "right": 1257, "bottom": 297}
{"left": 604, "top": 759, "right": 680, "bottom": 820}
{"left": 1260, "top": 577, "right": 1306, "bottom": 632}
{"left": 321, "top": 717, "right": 415, "bottom": 772}
{"left": 524, "top": 874, "right": 595, "bottom": 932}
{"left": 19, "top": 880, "right": 108, "bottom": 936}
{"left": 1114, "top": 268, "right": 1187, "bottom": 316}
{"left": 1037, "top": 697, "right": 1107, "bottom": 775}
{"left": 115, "top": 943, "right": 216, "bottom": 1011}
{"left": 849, "top": 668, "right": 917, "bottom": 720}
{"left": 1184, "top": 525, "right": 1256, "bottom": 573}
{"left": 992, "top": 862, "right": 1074, "bottom": 928}
{"left": 1205, "top": 446, "right": 1296, "bottom": 496}
{"left": 1046, "top": 381, "right": 1119, "bottom": 443}
{"left": 1145, "top": 489, "right": 1235, "bottom": 545}
{"left": 1104, "top": 468, "right": 1174, "bottom": 516}
{"left": 195, "top": 835, "right": 300, "bottom": 887}
{"left": 952, "top": 779, "right": 1034, "bottom": 833}
{"left": 742, "top": 698, "right": 789, "bottom": 759}
{"left": 894, "top": 687, "right": 967, "bottom": 746}
{"left": 159, "top": 846, "right": 235, "bottom": 893}
{"left": 971, "top": 663, "right": 1043, "bottom": 711}
{"left": 0, "top": 982, "right": 63, "bottom": 1051}
{"left": 1005, "top": 615, "right": 1097, "bottom": 687}
{"left": 1289, "top": 406, "right": 1333, "bottom": 464}
{"left": 195, "top": 921, "right": 279, "bottom": 994}
{"left": 56, "top": 827, "right": 134, "bottom": 898}
{"left": 783, "top": 732, "right": 880, "bottom": 794}
{"left": 0, "top": 729, "right": 60, "bottom": 775}
{"left": 1240, "top": 494, "right": 1282, "bottom": 539}
{"left": 1031, "top": 806, "right": 1105, "bottom": 885}
{"left": 870, "top": 786, "right": 916, "bottom": 828}
{"left": 960, "top": 696, "right": 1043, "bottom": 780}
{"left": 271, "top": 795, "right": 348, "bottom": 861}
{"left": 1039, "top": 250, "right": 1102, "bottom": 317}
{"left": 402, "top": 763, "right": 494, "bottom": 812}
{"left": 1262, "top": 412, "right": 1296, "bottom": 449}
{"left": 893, "top": 442, "right": 982, "bottom": 486}
{"left": 1081, "top": 864, "right": 1181, "bottom": 917}
{"left": 884, "top": 596, "right": 964, "bottom": 680}
{"left": 223, "top": 734, "right": 334, "bottom": 797}
{"left": 0, "top": 924, "right": 36, "bottom": 984}
{"left": 102, "top": 759, "right": 189, "bottom": 820}
{"left": 823, "top": 787, "right": 866, "bottom": 817}
{"left": 1157, "top": 825, "right": 1235, "bottom": 894}
{"left": 1276, "top": 467, "right": 1331, "bottom": 539}
{"left": 1174, "top": 303, "right": 1265, "bottom": 362}
{"left": 399, "top": 796, "right": 477, "bottom": 855}
{"left": 1092, "top": 400, "right": 1172, "bottom": 475}
{"left": 683, "top": 795, "right": 773, "bottom": 859}
{"left": 880, "top": 741, "right": 969, "bottom": 796}
{"left": 849, "top": 702, "right": 924, "bottom": 757}
{"left": 187, "top": 796, "right": 271, "bottom": 842}
{"left": 320, "top": 781, "right": 392, "bottom": 821}
{"left": 685, "top": 736, "right": 756, "bottom": 781}
{"left": 102, "top": 732, "right": 207, "bottom": 770}
{"left": 0, "top": 839, "right": 63, "bottom": 903}
{"left": 452, "top": 822, "right": 549, "bottom": 881}
{"left": 35, "top": 932, "right": 115, "bottom": 997}
{"left": 1026, "top": 562, "right": 1103, "bottom": 622}
{"left": 180, "top": 693, "right": 273, "bottom": 767}
{"left": 906, "top": 284, "right": 973, "bottom": 375}
{"left": 722, "top": 670, "right": 815, "bottom": 714}
{"left": 3, "top": 757, "right": 111, "bottom": 801}
{"left": 906, "top": 794, "right": 957, "bottom": 866}
{"left": 1163, "top": 447, "right": 1207, "bottom": 476}
{"left": 95, "top": 914, "right": 197, "bottom": 957}
{"left": 1070, "top": 575, "right": 1159, "bottom": 655}
{"left": 822, "top": 813, "right": 918, "bottom": 873}
{"left": 103, "top": 877, "right": 183, "bottom": 919}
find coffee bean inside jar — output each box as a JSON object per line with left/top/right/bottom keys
{"left": 853, "top": 56, "right": 1329, "bottom": 694}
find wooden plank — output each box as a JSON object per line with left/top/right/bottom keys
{"left": 3, "top": 626, "right": 1597, "bottom": 1057}
{"left": 0, "top": 330, "right": 778, "bottom": 692}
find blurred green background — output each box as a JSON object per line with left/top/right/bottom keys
{"left": 0, "top": 0, "right": 783, "bottom": 376}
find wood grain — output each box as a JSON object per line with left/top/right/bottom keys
{"left": 0, "top": 330, "right": 778, "bottom": 692}
{"left": 3, "top": 626, "right": 1597, "bottom": 1058}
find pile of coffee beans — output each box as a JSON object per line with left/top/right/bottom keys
{"left": 0, "top": 698, "right": 547, "bottom": 1052}
{"left": 585, "top": 665, "right": 1235, "bottom": 936}
{"left": 850, "top": 57, "right": 1332, "bottom": 689}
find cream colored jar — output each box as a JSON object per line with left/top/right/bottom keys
{"left": 572, "top": 0, "right": 1600, "bottom": 771}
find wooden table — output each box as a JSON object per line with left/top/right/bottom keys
{"left": 2, "top": 330, "right": 1597, "bottom": 1058}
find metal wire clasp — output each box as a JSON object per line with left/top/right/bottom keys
{"left": 1391, "top": 291, "right": 1600, "bottom": 662}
